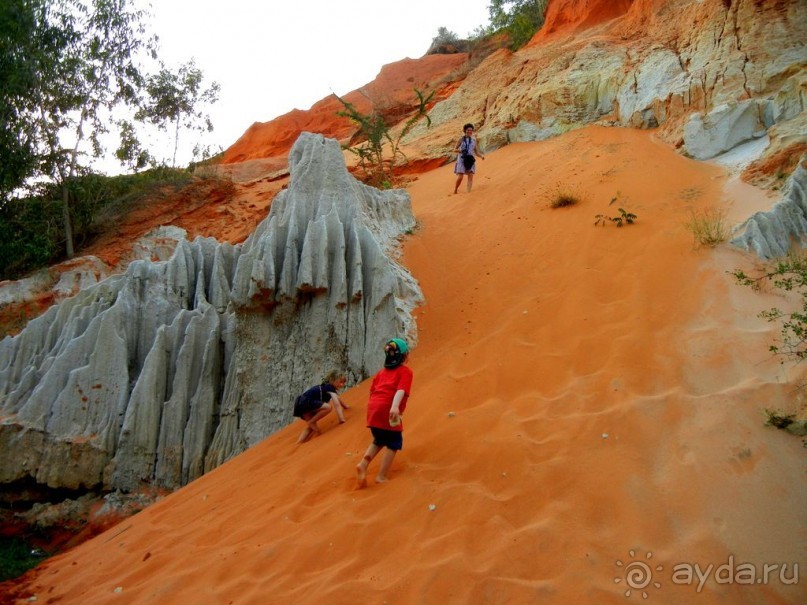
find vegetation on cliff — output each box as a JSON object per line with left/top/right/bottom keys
{"left": 0, "top": 0, "right": 219, "bottom": 270}
{"left": 336, "top": 89, "right": 434, "bottom": 188}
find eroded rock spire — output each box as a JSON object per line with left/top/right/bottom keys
{"left": 0, "top": 133, "right": 422, "bottom": 493}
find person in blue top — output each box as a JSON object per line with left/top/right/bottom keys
{"left": 453, "top": 123, "right": 485, "bottom": 194}
{"left": 293, "top": 371, "right": 349, "bottom": 443}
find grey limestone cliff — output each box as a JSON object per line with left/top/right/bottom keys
{"left": 0, "top": 133, "right": 421, "bottom": 493}
{"left": 731, "top": 160, "right": 807, "bottom": 260}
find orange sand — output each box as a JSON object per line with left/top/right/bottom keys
{"left": 5, "top": 126, "right": 806, "bottom": 604}
{"left": 535, "top": 0, "right": 633, "bottom": 40}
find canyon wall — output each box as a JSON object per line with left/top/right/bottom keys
{"left": 0, "top": 134, "right": 421, "bottom": 493}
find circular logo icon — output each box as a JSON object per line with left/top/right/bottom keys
{"left": 614, "top": 549, "right": 663, "bottom": 599}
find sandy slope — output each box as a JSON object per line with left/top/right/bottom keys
{"left": 6, "top": 126, "right": 806, "bottom": 605}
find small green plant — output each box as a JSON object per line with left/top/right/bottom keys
{"left": 733, "top": 254, "right": 807, "bottom": 363}
{"left": 764, "top": 409, "right": 795, "bottom": 430}
{"left": 550, "top": 191, "right": 579, "bottom": 208}
{"left": 0, "top": 537, "right": 48, "bottom": 582}
{"left": 335, "top": 88, "right": 434, "bottom": 188}
{"left": 685, "top": 206, "right": 729, "bottom": 248}
{"left": 594, "top": 208, "right": 637, "bottom": 227}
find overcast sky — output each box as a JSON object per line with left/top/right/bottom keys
{"left": 139, "top": 1, "right": 492, "bottom": 166}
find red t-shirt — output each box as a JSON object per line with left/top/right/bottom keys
{"left": 366, "top": 365, "right": 413, "bottom": 432}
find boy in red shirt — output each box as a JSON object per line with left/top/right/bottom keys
{"left": 356, "top": 338, "right": 413, "bottom": 488}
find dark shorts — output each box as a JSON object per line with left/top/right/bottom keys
{"left": 370, "top": 427, "right": 403, "bottom": 451}
{"left": 293, "top": 396, "right": 327, "bottom": 418}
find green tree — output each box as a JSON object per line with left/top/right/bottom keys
{"left": 5, "top": 0, "right": 157, "bottom": 259}
{"left": 1, "top": 1, "right": 219, "bottom": 265}
{"left": 0, "top": 0, "right": 71, "bottom": 206}
{"left": 427, "top": 26, "right": 467, "bottom": 54}
{"left": 335, "top": 89, "right": 434, "bottom": 188}
{"left": 488, "top": 0, "right": 549, "bottom": 49}
{"left": 136, "top": 59, "right": 221, "bottom": 168}
{"left": 432, "top": 26, "right": 459, "bottom": 46}
{"left": 115, "top": 119, "right": 152, "bottom": 172}
{"left": 46, "top": 0, "right": 156, "bottom": 258}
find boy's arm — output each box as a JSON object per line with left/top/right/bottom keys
{"left": 390, "top": 389, "right": 406, "bottom": 416}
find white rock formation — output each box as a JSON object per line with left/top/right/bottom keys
{"left": 0, "top": 133, "right": 421, "bottom": 492}
{"left": 731, "top": 160, "right": 807, "bottom": 259}
{"left": 683, "top": 100, "right": 767, "bottom": 160}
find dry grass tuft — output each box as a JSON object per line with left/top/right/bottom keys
{"left": 550, "top": 191, "right": 580, "bottom": 208}
{"left": 685, "top": 206, "right": 730, "bottom": 248}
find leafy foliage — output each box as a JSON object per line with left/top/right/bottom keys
{"left": 0, "top": 167, "right": 193, "bottom": 280}
{"left": 427, "top": 26, "right": 469, "bottom": 54}
{"left": 431, "top": 26, "right": 459, "bottom": 47}
{"left": 135, "top": 59, "right": 221, "bottom": 168}
{"left": 0, "top": 0, "right": 72, "bottom": 205}
{"left": 335, "top": 89, "right": 434, "bottom": 187}
{"left": 0, "top": 537, "right": 47, "bottom": 582}
{"left": 733, "top": 255, "right": 807, "bottom": 363}
{"left": 115, "top": 119, "right": 152, "bottom": 172}
{"left": 595, "top": 208, "right": 637, "bottom": 227}
{"left": 0, "top": 0, "right": 158, "bottom": 258}
{"left": 0, "top": 197, "right": 61, "bottom": 279}
{"left": 0, "top": 1, "right": 219, "bottom": 261}
{"left": 488, "top": 0, "right": 550, "bottom": 50}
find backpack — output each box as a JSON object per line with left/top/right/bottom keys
{"left": 461, "top": 136, "right": 475, "bottom": 170}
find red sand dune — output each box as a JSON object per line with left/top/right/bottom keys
{"left": 221, "top": 54, "right": 468, "bottom": 165}
{"left": 6, "top": 126, "right": 805, "bottom": 604}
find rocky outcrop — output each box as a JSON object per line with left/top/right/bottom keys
{"left": 213, "top": 2, "right": 805, "bottom": 194}
{"left": 683, "top": 100, "right": 768, "bottom": 161}
{"left": 0, "top": 133, "right": 421, "bottom": 493}
{"left": 731, "top": 159, "right": 807, "bottom": 259}
{"left": 213, "top": 2, "right": 805, "bottom": 189}
{"left": 397, "top": 0, "right": 805, "bottom": 176}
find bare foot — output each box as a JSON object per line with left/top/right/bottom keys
{"left": 375, "top": 476, "right": 388, "bottom": 484}
{"left": 308, "top": 422, "right": 321, "bottom": 436}
{"left": 297, "top": 427, "right": 313, "bottom": 443}
{"left": 356, "top": 463, "right": 368, "bottom": 489}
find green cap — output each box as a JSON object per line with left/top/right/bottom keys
{"left": 389, "top": 337, "right": 408, "bottom": 353}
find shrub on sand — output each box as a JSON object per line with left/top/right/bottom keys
{"left": 685, "top": 206, "right": 729, "bottom": 248}
{"left": 551, "top": 191, "right": 579, "bottom": 208}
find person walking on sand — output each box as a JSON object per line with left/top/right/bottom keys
{"left": 356, "top": 338, "right": 413, "bottom": 488}
{"left": 293, "top": 371, "right": 350, "bottom": 443}
{"left": 453, "top": 123, "right": 485, "bottom": 194}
